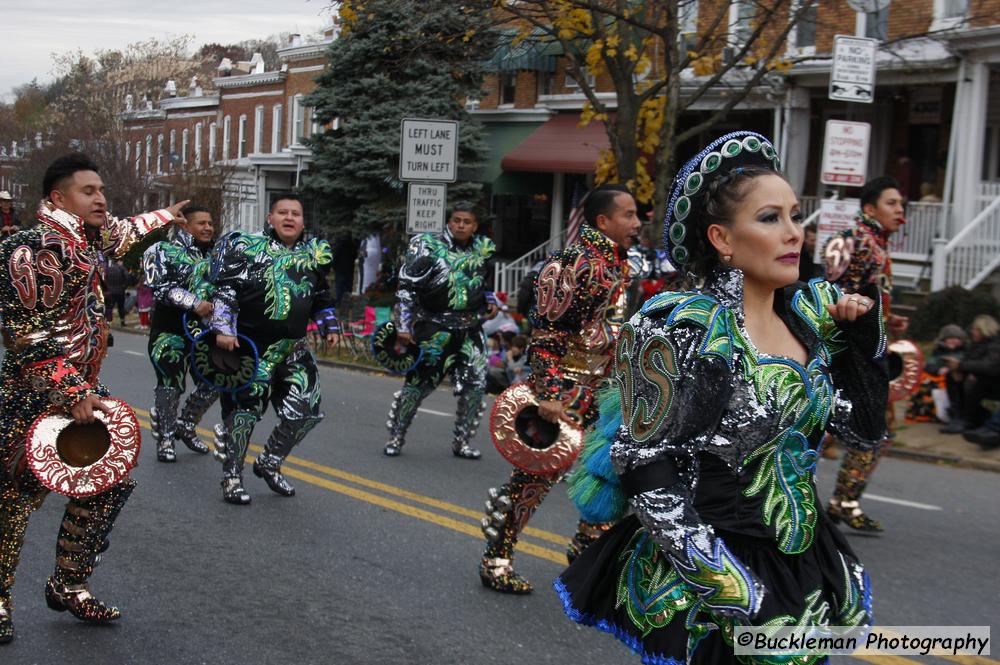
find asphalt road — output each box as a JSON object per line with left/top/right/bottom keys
{"left": 2, "top": 331, "right": 998, "bottom": 665}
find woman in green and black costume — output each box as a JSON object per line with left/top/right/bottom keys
{"left": 143, "top": 205, "right": 219, "bottom": 462}
{"left": 556, "top": 132, "right": 888, "bottom": 664}
{"left": 383, "top": 203, "right": 496, "bottom": 460}
{"left": 208, "top": 193, "right": 339, "bottom": 505}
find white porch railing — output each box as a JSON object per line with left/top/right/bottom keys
{"left": 932, "top": 192, "right": 1000, "bottom": 290}
{"left": 890, "top": 202, "right": 946, "bottom": 261}
{"left": 494, "top": 231, "right": 566, "bottom": 295}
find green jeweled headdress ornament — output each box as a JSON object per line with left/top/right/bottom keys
{"left": 663, "top": 131, "right": 781, "bottom": 268}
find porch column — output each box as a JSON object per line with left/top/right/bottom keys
{"left": 956, "top": 61, "right": 990, "bottom": 231}
{"left": 782, "top": 87, "right": 811, "bottom": 196}
{"left": 550, "top": 171, "right": 565, "bottom": 251}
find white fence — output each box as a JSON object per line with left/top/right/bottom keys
{"left": 494, "top": 231, "right": 565, "bottom": 295}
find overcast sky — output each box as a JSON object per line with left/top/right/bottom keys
{"left": 0, "top": 0, "right": 332, "bottom": 101}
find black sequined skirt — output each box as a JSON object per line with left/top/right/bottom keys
{"left": 554, "top": 514, "right": 872, "bottom": 665}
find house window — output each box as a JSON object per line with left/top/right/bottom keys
{"left": 223, "top": 116, "right": 231, "bottom": 159}
{"left": 679, "top": 0, "right": 699, "bottom": 55}
{"left": 564, "top": 69, "right": 596, "bottom": 90}
{"left": 209, "top": 123, "right": 217, "bottom": 164}
{"left": 125, "top": 142, "right": 130, "bottom": 164}
{"left": 272, "top": 105, "right": 283, "bottom": 152}
{"left": 499, "top": 71, "right": 516, "bottom": 104}
{"left": 181, "top": 128, "right": 189, "bottom": 166}
{"left": 537, "top": 71, "right": 555, "bottom": 96}
{"left": 169, "top": 130, "right": 177, "bottom": 170}
{"left": 135, "top": 141, "right": 141, "bottom": 175}
{"left": 194, "top": 123, "right": 203, "bottom": 168}
{"left": 866, "top": 7, "right": 889, "bottom": 41}
{"left": 941, "top": 0, "right": 968, "bottom": 18}
{"left": 157, "top": 134, "right": 164, "bottom": 173}
{"left": 729, "top": 0, "right": 754, "bottom": 48}
{"left": 145, "top": 135, "right": 152, "bottom": 174}
{"left": 789, "top": 0, "right": 817, "bottom": 53}
{"left": 292, "top": 95, "right": 306, "bottom": 145}
{"left": 311, "top": 108, "right": 321, "bottom": 138}
{"left": 237, "top": 115, "right": 247, "bottom": 159}
{"left": 254, "top": 105, "right": 265, "bottom": 154}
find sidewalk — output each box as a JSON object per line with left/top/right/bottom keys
{"left": 889, "top": 408, "right": 1000, "bottom": 473}
{"left": 111, "top": 322, "right": 1000, "bottom": 473}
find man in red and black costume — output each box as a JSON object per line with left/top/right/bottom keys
{"left": 823, "top": 175, "right": 908, "bottom": 533}
{"left": 0, "top": 153, "right": 184, "bottom": 643}
{"left": 478, "top": 185, "right": 640, "bottom": 594}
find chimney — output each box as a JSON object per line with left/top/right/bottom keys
{"left": 289, "top": 33, "right": 302, "bottom": 47}
{"left": 164, "top": 79, "right": 177, "bottom": 97}
{"left": 189, "top": 75, "right": 203, "bottom": 97}
{"left": 249, "top": 53, "right": 265, "bottom": 74}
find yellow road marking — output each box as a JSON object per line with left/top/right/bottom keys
{"left": 134, "top": 413, "right": 567, "bottom": 564}
{"left": 132, "top": 411, "right": 994, "bottom": 665}
{"left": 131, "top": 406, "right": 571, "bottom": 546}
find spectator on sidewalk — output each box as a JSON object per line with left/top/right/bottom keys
{"left": 0, "top": 190, "right": 20, "bottom": 236}
{"left": 136, "top": 276, "right": 153, "bottom": 329}
{"left": 504, "top": 334, "right": 530, "bottom": 385}
{"left": 907, "top": 323, "right": 967, "bottom": 423}
{"left": 963, "top": 403, "right": 1000, "bottom": 449}
{"left": 941, "top": 315, "right": 1000, "bottom": 434}
{"left": 102, "top": 259, "right": 131, "bottom": 325}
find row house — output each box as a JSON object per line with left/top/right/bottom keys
{"left": 480, "top": 0, "right": 1000, "bottom": 296}
{"left": 123, "top": 24, "right": 337, "bottom": 233}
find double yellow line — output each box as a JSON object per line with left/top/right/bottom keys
{"left": 130, "top": 406, "right": 997, "bottom": 665}
{"left": 130, "top": 406, "right": 570, "bottom": 565}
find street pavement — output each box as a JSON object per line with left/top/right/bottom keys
{"left": 2, "top": 330, "right": 998, "bottom": 665}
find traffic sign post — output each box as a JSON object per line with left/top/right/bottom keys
{"left": 820, "top": 120, "right": 871, "bottom": 187}
{"left": 399, "top": 118, "right": 459, "bottom": 183}
{"left": 815, "top": 198, "right": 860, "bottom": 265}
{"left": 829, "top": 35, "right": 877, "bottom": 103}
{"left": 406, "top": 183, "right": 447, "bottom": 235}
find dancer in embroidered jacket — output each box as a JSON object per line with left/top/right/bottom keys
{"left": 382, "top": 203, "right": 497, "bottom": 460}
{"left": 556, "top": 133, "right": 888, "bottom": 664}
{"left": 208, "top": 193, "right": 339, "bottom": 505}
{"left": 0, "top": 153, "right": 184, "bottom": 643}
{"left": 143, "top": 205, "right": 219, "bottom": 462}
{"left": 822, "top": 176, "right": 907, "bottom": 533}
{"left": 479, "top": 185, "right": 640, "bottom": 594}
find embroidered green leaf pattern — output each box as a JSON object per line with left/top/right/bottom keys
{"left": 423, "top": 234, "right": 493, "bottom": 310}
{"left": 150, "top": 333, "right": 186, "bottom": 387}
{"left": 250, "top": 339, "right": 297, "bottom": 397}
{"left": 241, "top": 236, "right": 332, "bottom": 320}
{"left": 615, "top": 530, "right": 694, "bottom": 638}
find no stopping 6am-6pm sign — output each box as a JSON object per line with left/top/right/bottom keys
{"left": 821, "top": 120, "right": 870, "bottom": 187}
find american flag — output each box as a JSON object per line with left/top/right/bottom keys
{"left": 565, "top": 181, "right": 589, "bottom": 245}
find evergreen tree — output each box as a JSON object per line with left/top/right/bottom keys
{"left": 305, "top": 0, "right": 496, "bottom": 250}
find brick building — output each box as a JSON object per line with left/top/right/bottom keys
{"left": 479, "top": 0, "right": 1000, "bottom": 294}
{"left": 122, "top": 24, "right": 337, "bottom": 233}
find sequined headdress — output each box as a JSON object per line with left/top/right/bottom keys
{"left": 663, "top": 131, "right": 781, "bottom": 268}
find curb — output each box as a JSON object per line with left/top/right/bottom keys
{"left": 888, "top": 442, "right": 1000, "bottom": 473}
{"left": 112, "top": 323, "right": 394, "bottom": 377}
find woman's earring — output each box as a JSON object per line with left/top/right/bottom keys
{"left": 722, "top": 254, "right": 732, "bottom": 263}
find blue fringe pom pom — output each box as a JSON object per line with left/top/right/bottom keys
{"left": 568, "top": 387, "right": 628, "bottom": 524}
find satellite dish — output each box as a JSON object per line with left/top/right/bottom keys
{"left": 847, "top": 0, "right": 891, "bottom": 12}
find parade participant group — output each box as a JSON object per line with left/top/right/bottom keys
{"left": 0, "top": 130, "right": 911, "bottom": 663}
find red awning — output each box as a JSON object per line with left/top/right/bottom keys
{"left": 501, "top": 113, "right": 610, "bottom": 174}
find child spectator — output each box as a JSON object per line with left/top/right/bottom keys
{"left": 906, "top": 323, "right": 966, "bottom": 423}
{"left": 505, "top": 334, "right": 530, "bottom": 385}
{"left": 136, "top": 276, "right": 154, "bottom": 330}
